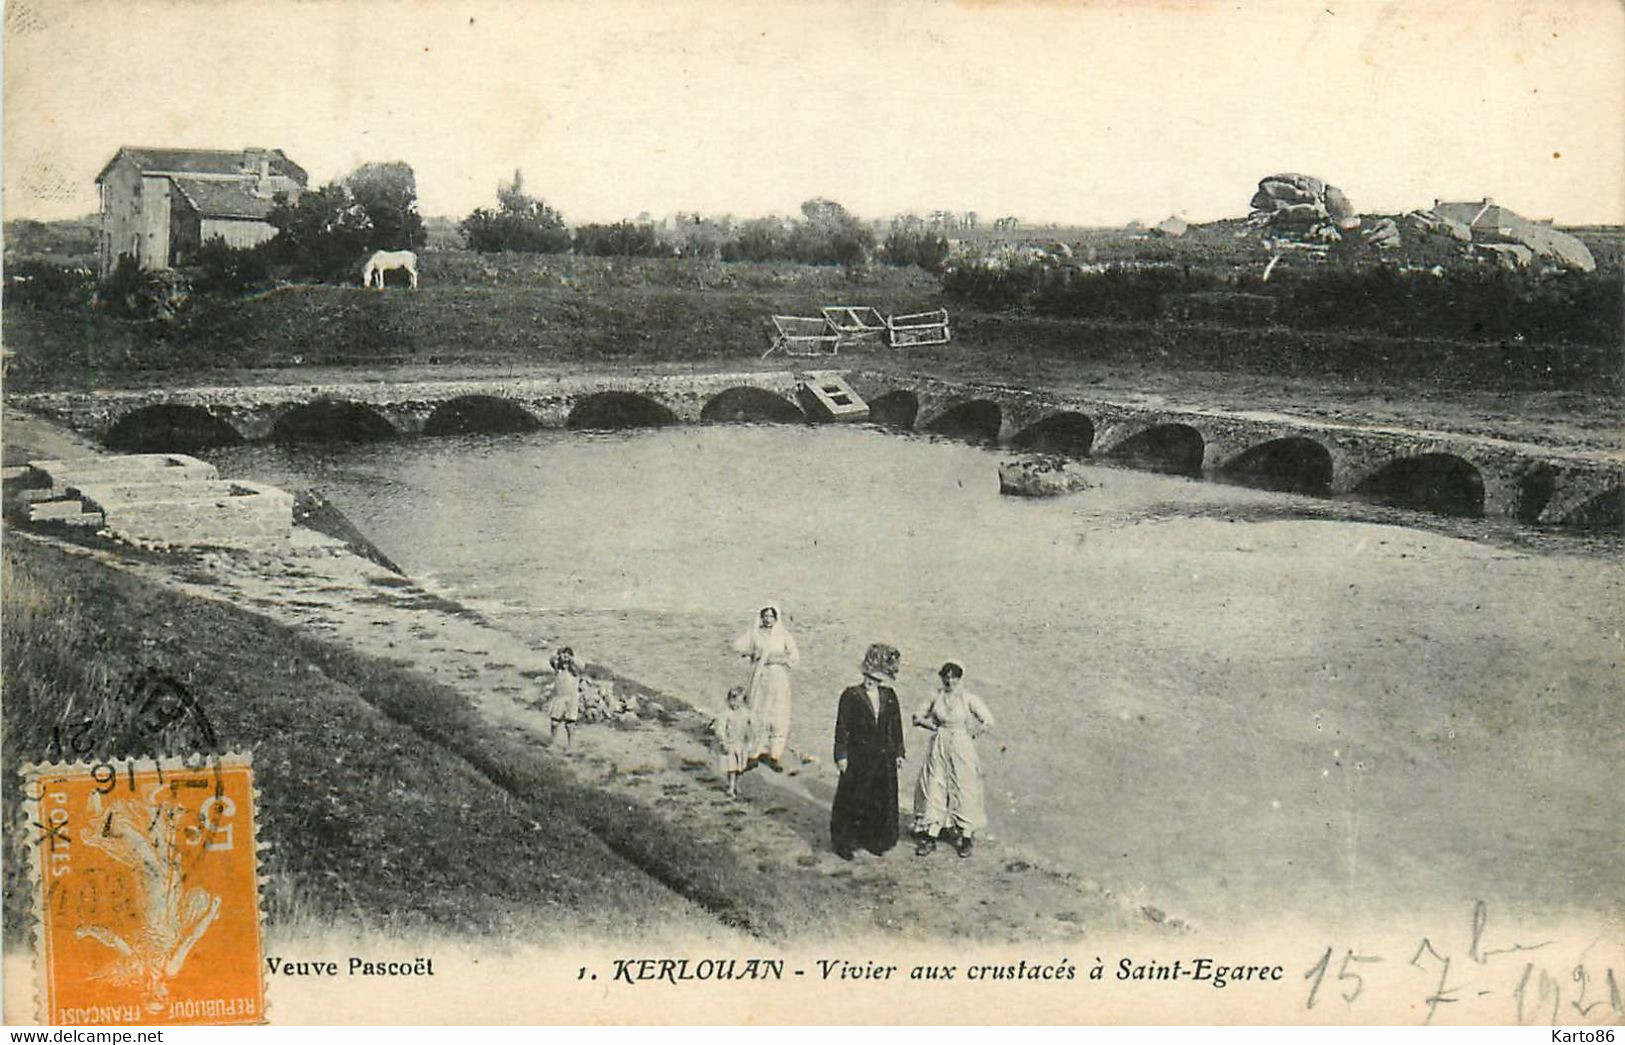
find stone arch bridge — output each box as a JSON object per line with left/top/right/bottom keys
{"left": 847, "top": 373, "right": 1623, "bottom": 527}
{"left": 14, "top": 371, "right": 806, "bottom": 443}
{"left": 12, "top": 369, "right": 1622, "bottom": 528}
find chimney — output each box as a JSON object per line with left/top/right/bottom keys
{"left": 244, "top": 147, "right": 272, "bottom": 197}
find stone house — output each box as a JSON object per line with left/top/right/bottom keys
{"left": 95, "top": 147, "right": 308, "bottom": 275}
{"left": 1430, "top": 197, "right": 1553, "bottom": 239}
{"left": 1430, "top": 197, "right": 1594, "bottom": 271}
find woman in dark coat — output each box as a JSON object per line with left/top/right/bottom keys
{"left": 830, "top": 644, "right": 906, "bottom": 859}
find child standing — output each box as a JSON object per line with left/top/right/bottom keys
{"left": 545, "top": 647, "right": 583, "bottom": 750}
{"left": 715, "top": 685, "right": 752, "bottom": 797}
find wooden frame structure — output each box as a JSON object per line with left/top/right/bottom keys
{"left": 887, "top": 308, "right": 952, "bottom": 347}
{"left": 762, "top": 307, "right": 953, "bottom": 357}
{"left": 763, "top": 314, "right": 841, "bottom": 359}
{"left": 821, "top": 306, "right": 889, "bottom": 349}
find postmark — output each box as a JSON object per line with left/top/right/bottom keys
{"left": 23, "top": 753, "right": 265, "bottom": 1026}
{"left": 41, "top": 667, "right": 221, "bottom": 769}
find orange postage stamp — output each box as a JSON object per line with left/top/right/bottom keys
{"left": 24, "top": 753, "right": 265, "bottom": 1026}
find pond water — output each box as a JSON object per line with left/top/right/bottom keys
{"left": 208, "top": 424, "right": 1623, "bottom": 932}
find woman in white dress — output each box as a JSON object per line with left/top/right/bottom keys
{"left": 733, "top": 603, "right": 800, "bottom": 771}
{"left": 911, "top": 660, "right": 995, "bottom": 857}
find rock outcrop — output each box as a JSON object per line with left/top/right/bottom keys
{"left": 998, "top": 456, "right": 1095, "bottom": 497}
{"left": 1249, "top": 173, "right": 1361, "bottom": 238}
{"left": 1491, "top": 221, "right": 1596, "bottom": 272}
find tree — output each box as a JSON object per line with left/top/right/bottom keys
{"left": 666, "top": 213, "right": 733, "bottom": 259}
{"left": 461, "top": 169, "right": 572, "bottom": 253}
{"left": 722, "top": 216, "right": 790, "bottom": 262}
{"left": 265, "top": 183, "right": 375, "bottom": 282}
{"left": 788, "top": 197, "right": 873, "bottom": 266}
{"left": 883, "top": 216, "right": 950, "bottom": 273}
{"left": 345, "top": 161, "right": 426, "bottom": 251}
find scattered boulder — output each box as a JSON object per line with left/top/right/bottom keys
{"left": 1251, "top": 173, "right": 1328, "bottom": 211}
{"left": 1361, "top": 217, "right": 1402, "bottom": 249}
{"left": 1323, "top": 185, "right": 1359, "bottom": 230}
{"left": 1497, "top": 222, "right": 1596, "bottom": 272}
{"left": 1406, "top": 209, "right": 1472, "bottom": 242}
{"left": 998, "top": 455, "right": 1095, "bottom": 497}
{"left": 561, "top": 675, "right": 653, "bottom": 724}
{"left": 1478, "top": 243, "right": 1535, "bottom": 270}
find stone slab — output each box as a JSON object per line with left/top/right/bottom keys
{"left": 31, "top": 454, "right": 219, "bottom": 495}
{"left": 74, "top": 478, "right": 266, "bottom": 508}
{"left": 29, "top": 499, "right": 94, "bottom": 521}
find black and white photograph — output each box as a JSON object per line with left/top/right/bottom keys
{"left": 2, "top": 0, "right": 1621, "bottom": 1028}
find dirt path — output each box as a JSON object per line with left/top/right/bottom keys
{"left": 14, "top": 524, "right": 1181, "bottom": 943}
{"left": 1, "top": 405, "right": 104, "bottom": 466}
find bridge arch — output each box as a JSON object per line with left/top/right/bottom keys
{"left": 567, "top": 391, "right": 679, "bottom": 430}
{"left": 1011, "top": 412, "right": 1095, "bottom": 456}
{"left": 270, "top": 401, "right": 398, "bottom": 444}
{"left": 104, "top": 404, "right": 245, "bottom": 453}
{"left": 424, "top": 395, "right": 542, "bottom": 437}
{"left": 1104, "top": 423, "right": 1205, "bottom": 477}
{"left": 1218, "top": 437, "right": 1333, "bottom": 495}
{"left": 866, "top": 391, "right": 920, "bottom": 429}
{"left": 700, "top": 387, "right": 804, "bottom": 424}
{"left": 923, "top": 399, "right": 1001, "bottom": 443}
{"left": 1557, "top": 486, "right": 1623, "bottom": 529}
{"left": 1353, "top": 453, "right": 1485, "bottom": 517}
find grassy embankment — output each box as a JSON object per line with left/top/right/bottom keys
{"left": 5, "top": 252, "right": 1618, "bottom": 411}
{"left": 1, "top": 535, "right": 859, "bottom": 944}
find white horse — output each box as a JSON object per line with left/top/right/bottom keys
{"left": 361, "top": 249, "right": 418, "bottom": 290}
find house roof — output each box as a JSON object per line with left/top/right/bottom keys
{"left": 97, "top": 147, "right": 307, "bottom": 185}
{"left": 168, "top": 176, "right": 281, "bottom": 221}
{"left": 1432, "top": 199, "right": 1521, "bottom": 229}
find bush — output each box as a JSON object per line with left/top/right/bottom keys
{"left": 3, "top": 260, "right": 93, "bottom": 311}
{"left": 95, "top": 255, "right": 190, "bottom": 320}
{"left": 715, "top": 201, "right": 875, "bottom": 267}
{"left": 186, "top": 238, "right": 274, "bottom": 297}
{"left": 1270, "top": 265, "right": 1623, "bottom": 344}
{"left": 721, "top": 217, "right": 789, "bottom": 262}
{"left": 573, "top": 221, "right": 667, "bottom": 258}
{"left": 461, "top": 170, "right": 571, "bottom": 254}
{"left": 941, "top": 253, "right": 1622, "bottom": 345}
{"left": 882, "top": 228, "right": 951, "bottom": 273}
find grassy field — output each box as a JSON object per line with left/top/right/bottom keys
{"left": 4, "top": 252, "right": 1617, "bottom": 398}
{"left": 0, "top": 535, "right": 862, "bottom": 942}
{"left": 3, "top": 244, "right": 1620, "bottom": 458}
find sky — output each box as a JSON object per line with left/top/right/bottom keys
{"left": 5, "top": 0, "right": 1623, "bottom": 227}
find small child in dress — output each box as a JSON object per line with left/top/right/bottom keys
{"left": 715, "top": 685, "right": 752, "bottom": 797}
{"left": 545, "top": 647, "right": 583, "bottom": 750}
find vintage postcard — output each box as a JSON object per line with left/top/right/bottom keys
{"left": 3, "top": 0, "right": 1621, "bottom": 1028}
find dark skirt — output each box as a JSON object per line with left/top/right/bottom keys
{"left": 830, "top": 754, "right": 900, "bottom": 855}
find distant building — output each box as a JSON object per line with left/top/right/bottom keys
{"left": 95, "top": 147, "right": 309, "bottom": 274}
{"left": 1430, "top": 197, "right": 1594, "bottom": 272}
{"left": 1430, "top": 197, "right": 1534, "bottom": 239}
